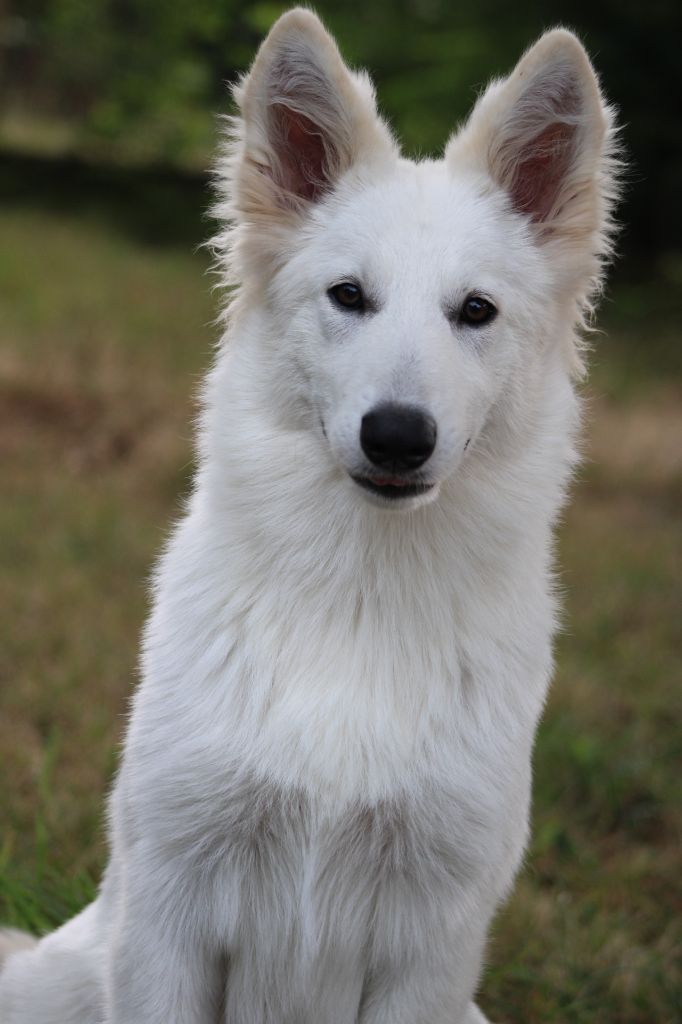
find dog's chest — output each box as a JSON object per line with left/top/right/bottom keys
{"left": 207, "top": 772, "right": 518, "bottom": 1018}
{"left": 207, "top": 570, "right": 539, "bottom": 808}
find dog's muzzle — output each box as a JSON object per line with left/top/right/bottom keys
{"left": 352, "top": 403, "right": 437, "bottom": 501}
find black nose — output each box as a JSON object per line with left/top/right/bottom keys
{"left": 360, "top": 404, "right": 437, "bottom": 471}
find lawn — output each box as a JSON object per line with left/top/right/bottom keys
{"left": 0, "top": 172, "right": 680, "bottom": 1022}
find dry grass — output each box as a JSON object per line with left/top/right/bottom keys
{"left": 0, "top": 199, "right": 680, "bottom": 1021}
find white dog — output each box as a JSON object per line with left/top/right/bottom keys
{"left": 0, "top": 9, "right": 618, "bottom": 1022}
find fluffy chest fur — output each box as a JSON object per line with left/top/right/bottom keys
{"left": 109, "top": 521, "right": 540, "bottom": 1020}
{"left": 124, "top": 593, "right": 536, "bottom": 1019}
{"left": 133, "top": 465, "right": 555, "bottom": 806}
{"left": 202, "top": 779, "right": 524, "bottom": 1022}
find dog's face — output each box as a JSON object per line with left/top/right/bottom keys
{"left": 220, "top": 9, "right": 615, "bottom": 510}
{"left": 271, "top": 170, "right": 549, "bottom": 509}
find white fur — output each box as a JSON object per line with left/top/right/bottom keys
{"left": 0, "top": 10, "right": 619, "bottom": 1023}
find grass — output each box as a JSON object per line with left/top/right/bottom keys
{"left": 1, "top": 171, "right": 680, "bottom": 1021}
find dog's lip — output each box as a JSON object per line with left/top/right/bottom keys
{"left": 351, "top": 474, "right": 435, "bottom": 500}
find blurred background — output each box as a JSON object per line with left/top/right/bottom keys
{"left": 0, "top": 1, "right": 680, "bottom": 1021}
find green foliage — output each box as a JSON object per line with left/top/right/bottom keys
{"left": 1, "top": 762, "right": 97, "bottom": 935}
{"left": 2, "top": 0, "right": 241, "bottom": 163}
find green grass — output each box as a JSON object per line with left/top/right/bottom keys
{"left": 1, "top": 189, "right": 680, "bottom": 1022}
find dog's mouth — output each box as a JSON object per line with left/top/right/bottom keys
{"left": 351, "top": 474, "right": 435, "bottom": 501}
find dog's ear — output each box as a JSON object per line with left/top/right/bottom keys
{"left": 448, "top": 30, "right": 619, "bottom": 255}
{"left": 226, "top": 9, "right": 395, "bottom": 222}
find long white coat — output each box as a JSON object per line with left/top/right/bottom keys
{"left": 0, "top": 9, "right": 618, "bottom": 1023}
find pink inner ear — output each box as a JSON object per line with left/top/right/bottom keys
{"left": 510, "top": 121, "right": 577, "bottom": 223}
{"left": 270, "top": 104, "right": 330, "bottom": 203}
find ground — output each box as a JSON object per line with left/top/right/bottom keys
{"left": 0, "top": 196, "right": 680, "bottom": 1022}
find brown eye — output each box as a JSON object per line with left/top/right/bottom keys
{"left": 460, "top": 295, "right": 497, "bottom": 327}
{"left": 329, "top": 282, "right": 364, "bottom": 311}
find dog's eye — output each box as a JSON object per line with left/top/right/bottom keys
{"left": 459, "top": 295, "right": 497, "bottom": 327}
{"left": 329, "top": 282, "right": 364, "bottom": 311}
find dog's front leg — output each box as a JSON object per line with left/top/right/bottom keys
{"left": 105, "top": 863, "right": 223, "bottom": 1024}
{"left": 107, "top": 924, "right": 222, "bottom": 1023}
{"left": 359, "top": 922, "right": 489, "bottom": 1024}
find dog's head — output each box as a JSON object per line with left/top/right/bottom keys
{"left": 212, "top": 9, "right": 618, "bottom": 511}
